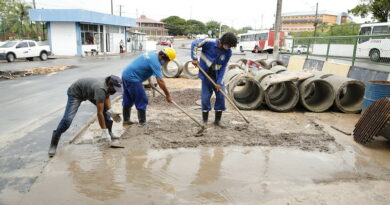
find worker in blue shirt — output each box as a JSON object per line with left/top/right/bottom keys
{"left": 122, "top": 48, "right": 176, "bottom": 126}
{"left": 191, "top": 32, "right": 238, "bottom": 127}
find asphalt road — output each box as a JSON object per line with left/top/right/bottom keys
{"left": 0, "top": 53, "right": 140, "bottom": 204}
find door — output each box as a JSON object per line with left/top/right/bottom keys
{"left": 15, "top": 42, "right": 30, "bottom": 58}
{"left": 27, "top": 41, "right": 39, "bottom": 57}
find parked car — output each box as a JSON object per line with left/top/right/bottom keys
{"left": 0, "top": 40, "right": 51, "bottom": 62}
{"left": 292, "top": 45, "right": 308, "bottom": 54}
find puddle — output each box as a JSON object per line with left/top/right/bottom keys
{"left": 20, "top": 145, "right": 390, "bottom": 204}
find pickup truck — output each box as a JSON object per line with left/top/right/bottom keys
{"left": 0, "top": 40, "right": 51, "bottom": 62}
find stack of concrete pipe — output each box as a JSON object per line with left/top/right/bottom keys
{"left": 223, "top": 59, "right": 366, "bottom": 113}
{"left": 162, "top": 60, "right": 183, "bottom": 78}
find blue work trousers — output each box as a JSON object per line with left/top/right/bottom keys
{"left": 201, "top": 79, "right": 226, "bottom": 112}
{"left": 122, "top": 80, "right": 148, "bottom": 111}
{"left": 56, "top": 89, "right": 111, "bottom": 134}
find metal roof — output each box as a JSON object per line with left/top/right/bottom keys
{"left": 137, "top": 15, "right": 165, "bottom": 24}
{"left": 29, "top": 9, "right": 136, "bottom": 27}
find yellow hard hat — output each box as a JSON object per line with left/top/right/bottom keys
{"left": 162, "top": 47, "right": 176, "bottom": 61}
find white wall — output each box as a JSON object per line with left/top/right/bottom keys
{"left": 312, "top": 44, "right": 355, "bottom": 57}
{"left": 50, "top": 22, "right": 78, "bottom": 56}
{"left": 110, "top": 33, "right": 125, "bottom": 54}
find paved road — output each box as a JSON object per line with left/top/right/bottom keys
{"left": 0, "top": 53, "right": 139, "bottom": 204}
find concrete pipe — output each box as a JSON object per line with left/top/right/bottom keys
{"left": 299, "top": 77, "right": 335, "bottom": 112}
{"left": 254, "top": 59, "right": 269, "bottom": 69}
{"left": 227, "top": 63, "right": 243, "bottom": 71}
{"left": 270, "top": 65, "right": 287, "bottom": 73}
{"left": 223, "top": 68, "right": 245, "bottom": 90}
{"left": 323, "top": 75, "right": 365, "bottom": 113}
{"left": 236, "top": 58, "right": 248, "bottom": 68}
{"left": 254, "top": 70, "right": 299, "bottom": 112}
{"left": 224, "top": 69, "right": 264, "bottom": 110}
{"left": 162, "top": 60, "right": 183, "bottom": 78}
{"left": 183, "top": 60, "right": 199, "bottom": 79}
{"left": 264, "top": 81, "right": 300, "bottom": 112}
{"left": 264, "top": 59, "right": 285, "bottom": 68}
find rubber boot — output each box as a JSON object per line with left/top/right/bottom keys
{"left": 122, "top": 106, "right": 133, "bottom": 125}
{"left": 106, "top": 120, "right": 119, "bottom": 139}
{"left": 137, "top": 110, "right": 146, "bottom": 126}
{"left": 202, "top": 111, "right": 209, "bottom": 126}
{"left": 48, "top": 130, "right": 61, "bottom": 157}
{"left": 214, "top": 111, "right": 225, "bottom": 128}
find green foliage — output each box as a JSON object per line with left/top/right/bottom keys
{"left": 205, "top": 21, "right": 220, "bottom": 37}
{"left": 161, "top": 16, "right": 188, "bottom": 36}
{"left": 186, "top": 19, "right": 206, "bottom": 35}
{"left": 237, "top": 26, "right": 253, "bottom": 34}
{"left": 1, "top": 0, "right": 43, "bottom": 40}
{"left": 349, "top": 0, "right": 389, "bottom": 22}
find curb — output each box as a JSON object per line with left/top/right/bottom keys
{"left": 68, "top": 95, "right": 122, "bottom": 144}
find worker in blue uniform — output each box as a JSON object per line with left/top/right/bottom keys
{"left": 190, "top": 32, "right": 238, "bottom": 127}
{"left": 122, "top": 48, "right": 176, "bottom": 126}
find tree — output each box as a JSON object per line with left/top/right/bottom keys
{"left": 161, "top": 16, "right": 188, "bottom": 36}
{"left": 237, "top": 26, "right": 253, "bottom": 34}
{"left": 186, "top": 19, "right": 206, "bottom": 35}
{"left": 205, "top": 21, "right": 220, "bottom": 37}
{"left": 349, "top": 0, "right": 390, "bottom": 22}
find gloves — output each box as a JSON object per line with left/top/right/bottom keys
{"left": 101, "top": 129, "right": 111, "bottom": 142}
{"left": 107, "top": 108, "right": 122, "bottom": 123}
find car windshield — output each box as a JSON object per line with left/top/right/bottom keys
{"left": 0, "top": 41, "right": 18, "bottom": 48}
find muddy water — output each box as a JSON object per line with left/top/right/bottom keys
{"left": 20, "top": 144, "right": 390, "bottom": 204}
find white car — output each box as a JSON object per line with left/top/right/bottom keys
{"left": 0, "top": 40, "right": 51, "bottom": 62}
{"left": 292, "top": 45, "right": 308, "bottom": 54}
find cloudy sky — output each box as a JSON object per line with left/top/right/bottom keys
{"left": 26, "top": 0, "right": 370, "bottom": 28}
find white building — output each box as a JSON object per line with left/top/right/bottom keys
{"left": 29, "top": 9, "right": 136, "bottom": 56}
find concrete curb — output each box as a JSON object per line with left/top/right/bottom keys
{"left": 68, "top": 95, "right": 122, "bottom": 144}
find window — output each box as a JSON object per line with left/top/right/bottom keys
{"left": 28, "top": 42, "right": 36, "bottom": 47}
{"left": 372, "top": 26, "right": 389, "bottom": 35}
{"left": 359, "top": 27, "right": 372, "bottom": 43}
{"left": 16, "top": 42, "right": 28, "bottom": 48}
{"left": 359, "top": 27, "right": 372, "bottom": 35}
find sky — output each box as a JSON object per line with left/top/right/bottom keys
{"left": 26, "top": 0, "right": 371, "bottom": 29}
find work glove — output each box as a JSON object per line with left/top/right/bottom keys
{"left": 101, "top": 129, "right": 111, "bottom": 143}
{"left": 107, "top": 108, "right": 122, "bottom": 123}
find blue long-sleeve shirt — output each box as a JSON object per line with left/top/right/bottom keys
{"left": 191, "top": 38, "right": 232, "bottom": 85}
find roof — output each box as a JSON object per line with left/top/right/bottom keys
{"left": 282, "top": 11, "right": 348, "bottom": 17}
{"left": 29, "top": 9, "right": 136, "bottom": 27}
{"left": 137, "top": 15, "right": 165, "bottom": 24}
{"left": 360, "top": 22, "right": 390, "bottom": 27}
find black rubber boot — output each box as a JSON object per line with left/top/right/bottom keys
{"left": 202, "top": 111, "right": 209, "bottom": 126}
{"left": 137, "top": 110, "right": 146, "bottom": 126}
{"left": 214, "top": 111, "right": 225, "bottom": 127}
{"left": 122, "top": 106, "right": 133, "bottom": 125}
{"left": 48, "top": 130, "right": 61, "bottom": 157}
{"left": 106, "top": 120, "right": 118, "bottom": 139}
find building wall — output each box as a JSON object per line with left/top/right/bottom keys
{"left": 282, "top": 13, "right": 345, "bottom": 32}
{"left": 50, "top": 22, "right": 78, "bottom": 56}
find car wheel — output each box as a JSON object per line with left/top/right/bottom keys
{"left": 6, "top": 53, "right": 15, "bottom": 62}
{"left": 240, "top": 46, "right": 244, "bottom": 53}
{"left": 26, "top": 57, "right": 34, "bottom": 61}
{"left": 369, "top": 49, "right": 380, "bottom": 62}
{"left": 40, "top": 52, "right": 48, "bottom": 61}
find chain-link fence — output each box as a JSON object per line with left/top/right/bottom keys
{"left": 287, "top": 34, "right": 390, "bottom": 67}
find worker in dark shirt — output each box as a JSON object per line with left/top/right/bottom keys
{"left": 48, "top": 75, "right": 122, "bottom": 157}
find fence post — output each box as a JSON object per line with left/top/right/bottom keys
{"left": 291, "top": 38, "right": 295, "bottom": 54}
{"left": 326, "top": 38, "right": 331, "bottom": 61}
{"left": 306, "top": 39, "right": 310, "bottom": 59}
{"left": 351, "top": 37, "right": 358, "bottom": 67}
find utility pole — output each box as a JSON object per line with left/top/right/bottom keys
{"left": 119, "top": 5, "right": 123, "bottom": 16}
{"left": 273, "top": 0, "right": 282, "bottom": 58}
{"left": 313, "top": 2, "right": 319, "bottom": 37}
{"left": 111, "top": 0, "right": 113, "bottom": 15}
{"left": 33, "top": 0, "right": 40, "bottom": 40}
